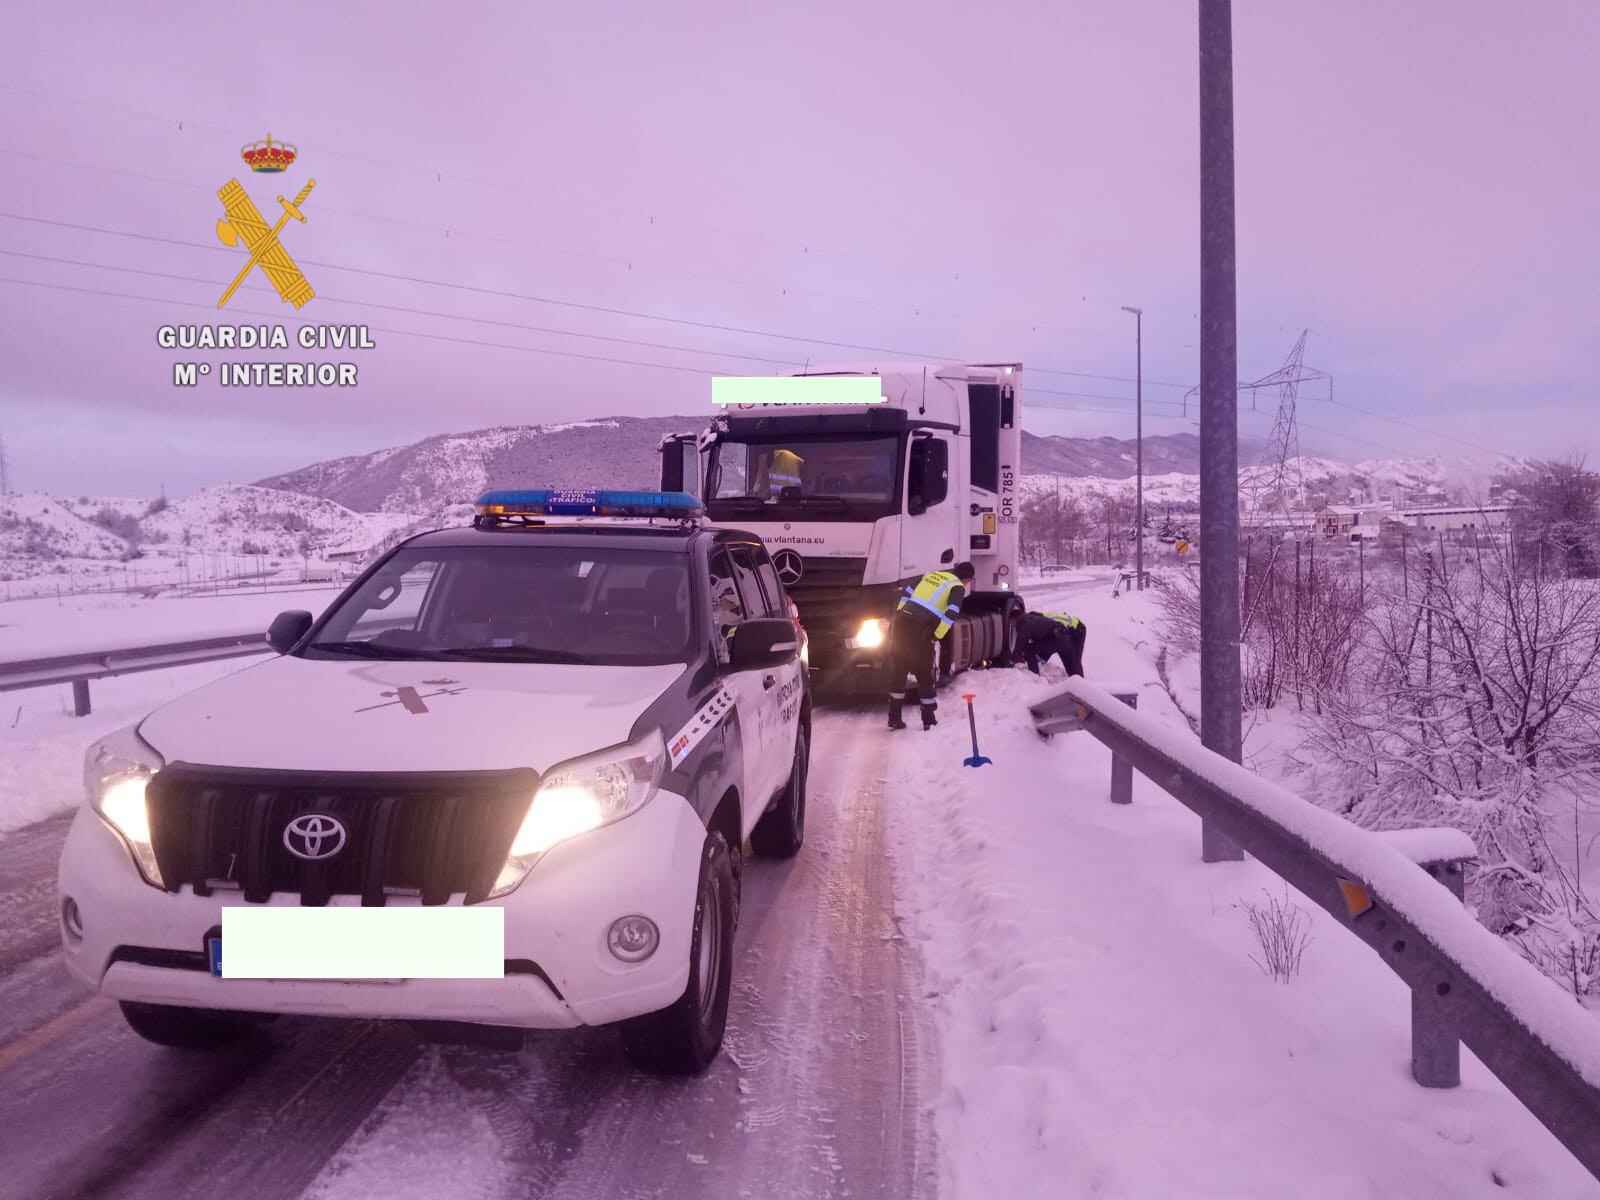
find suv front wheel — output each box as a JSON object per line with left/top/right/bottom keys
{"left": 619, "top": 830, "right": 736, "bottom": 1075}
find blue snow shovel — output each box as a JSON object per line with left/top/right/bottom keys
{"left": 961, "top": 693, "right": 992, "bottom": 768}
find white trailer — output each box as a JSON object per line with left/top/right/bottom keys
{"left": 661, "top": 362, "right": 1026, "bottom": 691}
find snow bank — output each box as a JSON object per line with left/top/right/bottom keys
{"left": 888, "top": 584, "right": 1599, "bottom": 1198}
{"left": 1048, "top": 673, "right": 1600, "bottom": 1091}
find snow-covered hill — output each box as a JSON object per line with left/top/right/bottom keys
{"left": 0, "top": 493, "right": 133, "bottom": 564}
{"left": 140, "top": 486, "right": 419, "bottom": 558}
{"left": 256, "top": 417, "right": 699, "bottom": 515}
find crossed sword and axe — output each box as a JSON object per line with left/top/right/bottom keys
{"left": 214, "top": 177, "right": 317, "bottom": 309}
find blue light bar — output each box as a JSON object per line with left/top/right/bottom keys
{"left": 474, "top": 488, "right": 704, "bottom": 519}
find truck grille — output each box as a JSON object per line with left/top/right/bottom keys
{"left": 144, "top": 763, "right": 537, "bottom": 906}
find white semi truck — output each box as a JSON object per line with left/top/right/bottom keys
{"left": 661, "top": 361, "right": 1027, "bottom": 691}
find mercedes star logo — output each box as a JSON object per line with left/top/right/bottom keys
{"left": 282, "top": 813, "right": 348, "bottom": 861}
{"left": 772, "top": 549, "right": 804, "bottom": 585}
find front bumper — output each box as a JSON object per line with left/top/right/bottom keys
{"left": 57, "top": 786, "right": 708, "bottom": 1029}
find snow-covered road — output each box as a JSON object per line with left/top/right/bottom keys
{"left": 0, "top": 707, "right": 936, "bottom": 1200}
{"left": 1, "top": 571, "right": 1595, "bottom": 1199}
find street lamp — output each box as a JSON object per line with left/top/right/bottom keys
{"left": 1121, "top": 305, "right": 1145, "bottom": 590}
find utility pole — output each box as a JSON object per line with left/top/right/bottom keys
{"left": 1198, "top": 0, "right": 1244, "bottom": 860}
{"left": 1122, "top": 306, "right": 1145, "bottom": 589}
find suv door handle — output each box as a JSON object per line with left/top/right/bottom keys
{"left": 763, "top": 674, "right": 777, "bottom": 691}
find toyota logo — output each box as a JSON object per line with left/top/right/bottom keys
{"left": 283, "top": 813, "right": 347, "bottom": 861}
{"left": 772, "top": 549, "right": 804, "bottom": 585}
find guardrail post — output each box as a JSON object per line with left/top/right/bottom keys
{"left": 1411, "top": 858, "right": 1468, "bottom": 1088}
{"left": 1110, "top": 691, "right": 1137, "bottom": 804}
{"left": 72, "top": 678, "right": 91, "bottom": 717}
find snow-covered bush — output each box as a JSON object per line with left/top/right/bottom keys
{"left": 1153, "top": 539, "right": 1364, "bottom": 712}
{"left": 1300, "top": 535, "right": 1600, "bottom": 999}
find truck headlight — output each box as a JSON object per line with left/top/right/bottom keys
{"left": 491, "top": 729, "right": 666, "bottom": 897}
{"left": 847, "top": 617, "right": 887, "bottom": 650}
{"left": 84, "top": 725, "right": 166, "bottom": 888}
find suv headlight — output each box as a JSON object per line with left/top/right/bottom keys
{"left": 490, "top": 729, "right": 666, "bottom": 898}
{"left": 84, "top": 725, "right": 166, "bottom": 888}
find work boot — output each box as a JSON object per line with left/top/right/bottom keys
{"left": 921, "top": 704, "right": 938, "bottom": 730}
{"left": 887, "top": 697, "right": 907, "bottom": 731}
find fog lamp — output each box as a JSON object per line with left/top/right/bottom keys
{"left": 607, "top": 915, "right": 659, "bottom": 963}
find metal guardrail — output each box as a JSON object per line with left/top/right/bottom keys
{"left": 0, "top": 632, "right": 273, "bottom": 715}
{"left": 1031, "top": 677, "right": 1600, "bottom": 1183}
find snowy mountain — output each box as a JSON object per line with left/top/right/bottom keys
{"left": 256, "top": 417, "right": 700, "bottom": 515}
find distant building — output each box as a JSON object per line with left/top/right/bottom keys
{"left": 1316, "top": 500, "right": 1392, "bottom": 539}
{"left": 1395, "top": 504, "right": 1511, "bottom": 535}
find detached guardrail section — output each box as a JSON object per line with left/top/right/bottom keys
{"left": 0, "top": 632, "right": 273, "bottom": 715}
{"left": 1031, "top": 677, "right": 1600, "bottom": 1183}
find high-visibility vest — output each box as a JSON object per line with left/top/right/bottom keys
{"left": 897, "top": 570, "right": 964, "bottom": 639}
{"left": 1041, "top": 611, "right": 1081, "bottom": 632}
{"left": 768, "top": 448, "right": 804, "bottom": 493}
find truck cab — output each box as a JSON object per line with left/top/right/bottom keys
{"left": 662, "top": 362, "right": 1026, "bottom": 690}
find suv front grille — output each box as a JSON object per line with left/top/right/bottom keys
{"left": 145, "top": 763, "right": 537, "bottom": 906}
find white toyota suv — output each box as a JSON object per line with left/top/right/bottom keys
{"left": 57, "top": 489, "right": 810, "bottom": 1074}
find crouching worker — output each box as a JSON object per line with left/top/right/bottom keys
{"left": 1022, "top": 610, "right": 1087, "bottom": 678}
{"left": 887, "top": 561, "right": 975, "bottom": 731}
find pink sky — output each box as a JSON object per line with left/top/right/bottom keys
{"left": 0, "top": 0, "right": 1595, "bottom": 495}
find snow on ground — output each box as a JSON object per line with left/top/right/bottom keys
{"left": 0, "top": 657, "right": 255, "bottom": 835}
{"left": 0, "top": 587, "right": 342, "bottom": 834}
{"left": 885, "top": 576, "right": 1598, "bottom": 1198}
{"left": 0, "top": 585, "right": 342, "bottom": 658}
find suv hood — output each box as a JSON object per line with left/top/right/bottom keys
{"left": 137, "top": 655, "right": 685, "bottom": 775}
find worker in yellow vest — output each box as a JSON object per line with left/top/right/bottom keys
{"left": 887, "top": 561, "right": 975, "bottom": 730}
{"left": 1022, "top": 610, "right": 1087, "bottom": 677}
{"left": 766, "top": 447, "right": 805, "bottom": 495}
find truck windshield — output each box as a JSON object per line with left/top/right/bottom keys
{"left": 707, "top": 436, "right": 900, "bottom": 518}
{"left": 302, "top": 544, "right": 694, "bottom": 666}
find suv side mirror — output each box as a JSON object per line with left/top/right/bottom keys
{"left": 267, "top": 610, "right": 314, "bottom": 654}
{"left": 726, "top": 617, "right": 802, "bottom": 671}
{"left": 907, "top": 436, "right": 949, "bottom": 515}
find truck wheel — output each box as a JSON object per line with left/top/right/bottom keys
{"left": 751, "top": 723, "right": 807, "bottom": 858}
{"left": 119, "top": 1001, "right": 259, "bottom": 1049}
{"left": 995, "top": 598, "right": 1026, "bottom": 667}
{"left": 620, "top": 831, "right": 736, "bottom": 1075}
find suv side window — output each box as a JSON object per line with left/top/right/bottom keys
{"left": 728, "top": 544, "right": 774, "bottom": 617}
{"left": 707, "top": 548, "right": 746, "bottom": 658}
{"left": 750, "top": 546, "right": 788, "bottom": 617}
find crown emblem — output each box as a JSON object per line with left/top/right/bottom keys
{"left": 240, "top": 133, "right": 297, "bottom": 174}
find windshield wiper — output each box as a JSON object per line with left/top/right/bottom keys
{"left": 306, "top": 641, "right": 449, "bottom": 660}
{"left": 436, "top": 647, "right": 593, "bottom": 664}
{"left": 794, "top": 494, "right": 848, "bottom": 506}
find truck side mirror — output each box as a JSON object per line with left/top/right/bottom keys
{"left": 907, "top": 437, "right": 949, "bottom": 515}
{"left": 660, "top": 435, "right": 700, "bottom": 497}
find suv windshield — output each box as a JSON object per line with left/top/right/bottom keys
{"left": 302, "top": 544, "right": 694, "bottom": 666}
{"left": 707, "top": 435, "right": 901, "bottom": 520}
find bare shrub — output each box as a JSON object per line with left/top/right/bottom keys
{"left": 1240, "top": 886, "right": 1313, "bottom": 982}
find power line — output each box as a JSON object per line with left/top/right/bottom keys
{"left": 0, "top": 209, "right": 1193, "bottom": 388}
{"left": 0, "top": 275, "right": 747, "bottom": 376}
{"left": 1325, "top": 396, "right": 1504, "bottom": 457}
{"left": 0, "top": 247, "right": 1186, "bottom": 411}
{"left": 0, "top": 83, "right": 1244, "bottom": 335}
{"left": 0, "top": 144, "right": 1144, "bottom": 350}
{"left": 0, "top": 249, "right": 807, "bottom": 369}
